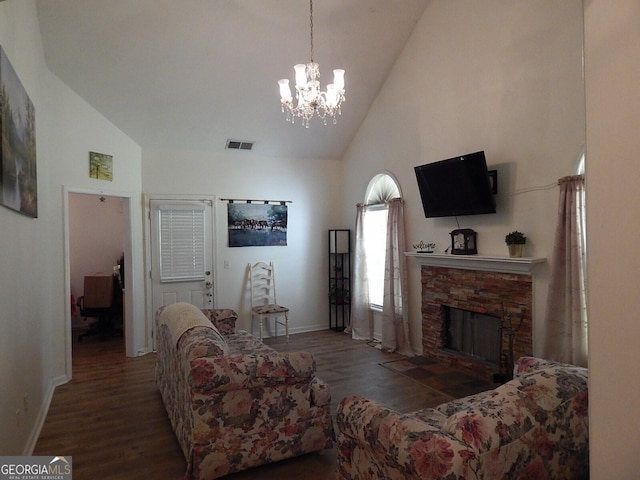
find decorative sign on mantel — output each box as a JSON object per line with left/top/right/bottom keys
{"left": 405, "top": 252, "right": 546, "bottom": 276}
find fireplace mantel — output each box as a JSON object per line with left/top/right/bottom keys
{"left": 405, "top": 252, "right": 545, "bottom": 275}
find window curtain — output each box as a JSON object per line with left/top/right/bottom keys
{"left": 380, "top": 198, "right": 414, "bottom": 356}
{"left": 347, "top": 203, "right": 372, "bottom": 339}
{"left": 541, "top": 175, "right": 588, "bottom": 366}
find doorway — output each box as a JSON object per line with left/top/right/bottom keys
{"left": 69, "top": 192, "right": 124, "bottom": 343}
{"left": 63, "top": 187, "right": 134, "bottom": 380}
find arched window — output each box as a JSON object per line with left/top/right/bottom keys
{"left": 362, "top": 172, "right": 401, "bottom": 308}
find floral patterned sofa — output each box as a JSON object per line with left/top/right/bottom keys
{"left": 155, "top": 303, "right": 334, "bottom": 479}
{"left": 335, "top": 356, "right": 588, "bottom": 480}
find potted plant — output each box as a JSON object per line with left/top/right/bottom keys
{"left": 329, "top": 284, "right": 350, "bottom": 305}
{"left": 505, "top": 230, "right": 526, "bottom": 258}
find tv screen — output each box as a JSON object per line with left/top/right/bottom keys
{"left": 414, "top": 151, "right": 496, "bottom": 218}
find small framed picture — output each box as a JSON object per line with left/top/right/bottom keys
{"left": 89, "top": 151, "right": 113, "bottom": 181}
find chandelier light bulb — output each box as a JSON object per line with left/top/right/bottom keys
{"left": 333, "top": 69, "right": 345, "bottom": 91}
{"left": 278, "top": 79, "right": 292, "bottom": 102}
{"left": 277, "top": 0, "right": 346, "bottom": 127}
{"left": 294, "top": 64, "right": 308, "bottom": 88}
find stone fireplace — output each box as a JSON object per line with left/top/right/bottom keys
{"left": 410, "top": 254, "right": 543, "bottom": 382}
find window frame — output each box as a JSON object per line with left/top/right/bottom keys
{"left": 362, "top": 172, "right": 402, "bottom": 310}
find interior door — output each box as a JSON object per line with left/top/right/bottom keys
{"left": 150, "top": 199, "right": 214, "bottom": 315}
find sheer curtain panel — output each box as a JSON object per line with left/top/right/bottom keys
{"left": 348, "top": 203, "right": 372, "bottom": 339}
{"left": 542, "top": 175, "right": 588, "bottom": 366}
{"left": 380, "top": 198, "right": 413, "bottom": 355}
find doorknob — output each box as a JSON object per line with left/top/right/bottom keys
{"left": 205, "top": 271, "right": 211, "bottom": 276}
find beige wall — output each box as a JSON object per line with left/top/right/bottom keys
{"left": 341, "top": 0, "right": 585, "bottom": 355}
{"left": 584, "top": 0, "right": 640, "bottom": 476}
{"left": 2, "top": 1, "right": 640, "bottom": 475}
{"left": 141, "top": 148, "right": 345, "bottom": 334}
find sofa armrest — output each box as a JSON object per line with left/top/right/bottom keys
{"left": 189, "top": 351, "right": 316, "bottom": 393}
{"left": 336, "top": 395, "right": 472, "bottom": 476}
{"left": 202, "top": 308, "right": 238, "bottom": 335}
{"left": 337, "top": 396, "right": 441, "bottom": 450}
{"left": 514, "top": 355, "right": 577, "bottom": 377}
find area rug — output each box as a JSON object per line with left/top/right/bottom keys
{"left": 379, "top": 356, "right": 496, "bottom": 401}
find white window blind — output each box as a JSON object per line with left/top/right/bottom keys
{"left": 159, "top": 207, "right": 206, "bottom": 282}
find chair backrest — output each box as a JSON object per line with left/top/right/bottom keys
{"left": 83, "top": 274, "right": 114, "bottom": 308}
{"left": 249, "top": 262, "right": 279, "bottom": 307}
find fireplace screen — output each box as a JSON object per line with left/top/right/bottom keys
{"left": 444, "top": 306, "right": 501, "bottom": 365}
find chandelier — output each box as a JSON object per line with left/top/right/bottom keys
{"left": 278, "top": 0, "right": 345, "bottom": 128}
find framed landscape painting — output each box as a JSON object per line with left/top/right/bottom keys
{"left": 0, "top": 45, "right": 37, "bottom": 217}
{"left": 89, "top": 151, "right": 113, "bottom": 181}
{"left": 227, "top": 202, "right": 288, "bottom": 247}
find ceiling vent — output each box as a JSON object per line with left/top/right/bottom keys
{"left": 225, "top": 139, "right": 254, "bottom": 151}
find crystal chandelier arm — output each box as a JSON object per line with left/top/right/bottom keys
{"left": 326, "top": 84, "right": 337, "bottom": 108}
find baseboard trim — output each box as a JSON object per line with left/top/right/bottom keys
{"left": 23, "top": 374, "right": 69, "bottom": 455}
{"left": 251, "top": 323, "right": 332, "bottom": 339}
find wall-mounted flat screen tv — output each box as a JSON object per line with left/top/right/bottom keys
{"left": 414, "top": 151, "right": 496, "bottom": 218}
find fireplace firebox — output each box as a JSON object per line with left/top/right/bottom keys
{"left": 444, "top": 306, "right": 501, "bottom": 365}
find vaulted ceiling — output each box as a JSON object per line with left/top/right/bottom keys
{"left": 36, "top": 0, "right": 429, "bottom": 159}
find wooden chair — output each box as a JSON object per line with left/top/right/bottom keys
{"left": 248, "top": 261, "right": 289, "bottom": 342}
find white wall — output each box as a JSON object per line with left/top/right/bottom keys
{"left": 0, "top": 0, "right": 143, "bottom": 455}
{"left": 46, "top": 71, "right": 144, "bottom": 359}
{"left": 142, "top": 148, "right": 345, "bottom": 334}
{"left": 341, "top": 0, "right": 585, "bottom": 355}
{"left": 0, "top": 0, "right": 51, "bottom": 456}
{"left": 584, "top": 0, "right": 640, "bottom": 476}
{"left": 3, "top": 2, "right": 638, "bottom": 476}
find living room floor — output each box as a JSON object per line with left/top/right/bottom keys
{"left": 34, "top": 328, "right": 495, "bottom": 479}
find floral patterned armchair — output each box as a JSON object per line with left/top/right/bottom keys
{"left": 155, "top": 303, "right": 334, "bottom": 480}
{"left": 335, "top": 356, "right": 588, "bottom": 480}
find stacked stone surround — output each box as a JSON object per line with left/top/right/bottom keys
{"left": 421, "top": 265, "right": 533, "bottom": 381}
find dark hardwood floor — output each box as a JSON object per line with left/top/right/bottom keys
{"left": 34, "top": 329, "right": 490, "bottom": 479}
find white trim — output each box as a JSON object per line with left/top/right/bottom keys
{"left": 405, "top": 252, "right": 546, "bottom": 275}
{"left": 23, "top": 375, "right": 67, "bottom": 455}
{"left": 364, "top": 170, "right": 402, "bottom": 205}
{"left": 63, "top": 186, "right": 137, "bottom": 378}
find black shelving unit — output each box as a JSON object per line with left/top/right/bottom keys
{"left": 328, "top": 229, "right": 351, "bottom": 331}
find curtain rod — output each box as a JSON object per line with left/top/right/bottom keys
{"left": 220, "top": 198, "right": 292, "bottom": 204}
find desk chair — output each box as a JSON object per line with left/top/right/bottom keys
{"left": 249, "top": 261, "right": 289, "bottom": 342}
